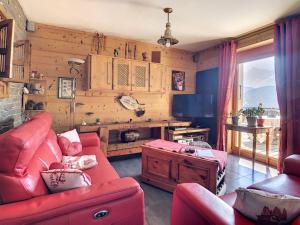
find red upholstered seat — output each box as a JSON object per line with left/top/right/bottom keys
{"left": 249, "top": 174, "right": 300, "bottom": 198}
{"left": 79, "top": 146, "right": 119, "bottom": 184}
{"left": 170, "top": 155, "right": 300, "bottom": 225}
{"left": 0, "top": 112, "right": 145, "bottom": 225}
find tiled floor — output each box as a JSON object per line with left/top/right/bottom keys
{"left": 110, "top": 154, "right": 278, "bottom": 225}
{"left": 225, "top": 154, "right": 278, "bottom": 193}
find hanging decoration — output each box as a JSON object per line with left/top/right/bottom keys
{"left": 117, "top": 95, "right": 145, "bottom": 117}
{"left": 94, "top": 32, "right": 105, "bottom": 54}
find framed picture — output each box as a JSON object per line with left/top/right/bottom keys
{"left": 172, "top": 70, "right": 185, "bottom": 91}
{"left": 58, "top": 77, "right": 76, "bottom": 99}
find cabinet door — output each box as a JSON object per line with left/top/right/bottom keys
{"left": 113, "top": 58, "right": 132, "bottom": 91}
{"left": 87, "top": 55, "right": 112, "bottom": 90}
{"left": 149, "top": 63, "right": 165, "bottom": 93}
{"left": 132, "top": 61, "right": 149, "bottom": 92}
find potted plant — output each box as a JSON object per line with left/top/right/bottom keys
{"left": 257, "top": 103, "right": 265, "bottom": 127}
{"left": 229, "top": 111, "right": 241, "bottom": 125}
{"left": 240, "top": 107, "right": 259, "bottom": 127}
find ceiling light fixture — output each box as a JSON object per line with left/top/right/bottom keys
{"left": 157, "top": 8, "right": 179, "bottom": 48}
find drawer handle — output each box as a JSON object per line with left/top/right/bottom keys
{"left": 93, "top": 210, "right": 109, "bottom": 220}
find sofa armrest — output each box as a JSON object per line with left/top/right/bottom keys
{"left": 0, "top": 177, "right": 144, "bottom": 225}
{"left": 171, "top": 183, "right": 251, "bottom": 225}
{"left": 283, "top": 154, "right": 300, "bottom": 177}
{"left": 79, "top": 132, "right": 100, "bottom": 148}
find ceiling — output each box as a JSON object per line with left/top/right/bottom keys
{"left": 18, "top": 0, "right": 300, "bottom": 51}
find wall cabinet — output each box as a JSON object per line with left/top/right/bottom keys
{"left": 87, "top": 54, "right": 112, "bottom": 90}
{"left": 113, "top": 58, "right": 132, "bottom": 91}
{"left": 149, "top": 63, "right": 165, "bottom": 93}
{"left": 87, "top": 55, "right": 165, "bottom": 93}
{"left": 132, "top": 61, "right": 149, "bottom": 92}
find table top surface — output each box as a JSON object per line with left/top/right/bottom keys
{"left": 225, "top": 124, "right": 273, "bottom": 133}
{"left": 225, "top": 123, "right": 273, "bottom": 129}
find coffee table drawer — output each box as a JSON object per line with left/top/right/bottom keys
{"left": 177, "top": 164, "right": 209, "bottom": 187}
{"left": 146, "top": 156, "right": 171, "bottom": 179}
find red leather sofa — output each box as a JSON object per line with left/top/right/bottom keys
{"left": 0, "top": 112, "right": 144, "bottom": 225}
{"left": 171, "top": 155, "right": 300, "bottom": 225}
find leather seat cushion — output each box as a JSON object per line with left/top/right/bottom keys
{"left": 80, "top": 146, "right": 119, "bottom": 184}
{"left": 248, "top": 174, "right": 300, "bottom": 197}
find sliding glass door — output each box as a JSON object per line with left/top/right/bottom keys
{"left": 233, "top": 56, "right": 280, "bottom": 166}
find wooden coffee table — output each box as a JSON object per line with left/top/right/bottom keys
{"left": 141, "top": 140, "right": 227, "bottom": 195}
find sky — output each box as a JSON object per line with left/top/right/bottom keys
{"left": 243, "top": 56, "right": 276, "bottom": 88}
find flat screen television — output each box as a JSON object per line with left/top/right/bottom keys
{"left": 172, "top": 94, "right": 215, "bottom": 118}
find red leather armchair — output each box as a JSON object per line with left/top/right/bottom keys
{"left": 0, "top": 112, "right": 145, "bottom": 225}
{"left": 170, "top": 155, "right": 300, "bottom": 225}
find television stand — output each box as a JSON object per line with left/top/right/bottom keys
{"left": 168, "top": 127, "right": 210, "bottom": 143}
{"left": 77, "top": 120, "right": 192, "bottom": 157}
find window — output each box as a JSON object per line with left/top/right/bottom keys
{"left": 233, "top": 51, "right": 280, "bottom": 166}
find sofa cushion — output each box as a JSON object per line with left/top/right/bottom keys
{"left": 234, "top": 188, "right": 300, "bottom": 224}
{"left": 248, "top": 174, "right": 300, "bottom": 198}
{"left": 41, "top": 169, "right": 91, "bottom": 193}
{"left": 58, "top": 129, "right": 82, "bottom": 156}
{"left": 62, "top": 155, "right": 98, "bottom": 170}
{"left": 0, "top": 129, "right": 63, "bottom": 204}
{"left": 80, "top": 146, "right": 119, "bottom": 184}
{"left": 0, "top": 112, "right": 52, "bottom": 176}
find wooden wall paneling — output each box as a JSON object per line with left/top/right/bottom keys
{"left": 196, "top": 47, "right": 220, "bottom": 71}
{"left": 28, "top": 36, "right": 91, "bottom": 56}
{"left": 149, "top": 63, "right": 165, "bottom": 93}
{"left": 29, "top": 23, "right": 197, "bottom": 132}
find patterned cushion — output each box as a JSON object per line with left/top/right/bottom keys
{"left": 234, "top": 188, "right": 300, "bottom": 224}
{"left": 57, "top": 129, "right": 82, "bottom": 156}
{"left": 41, "top": 168, "right": 91, "bottom": 193}
{"left": 62, "top": 155, "right": 98, "bottom": 170}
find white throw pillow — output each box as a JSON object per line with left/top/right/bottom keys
{"left": 62, "top": 155, "right": 98, "bottom": 170}
{"left": 57, "top": 129, "right": 82, "bottom": 156}
{"left": 59, "top": 129, "right": 80, "bottom": 142}
{"left": 41, "top": 168, "right": 91, "bottom": 193}
{"left": 234, "top": 188, "right": 300, "bottom": 224}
